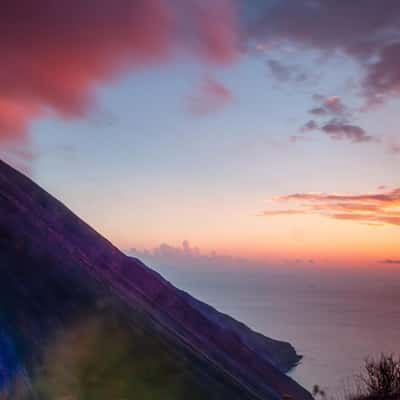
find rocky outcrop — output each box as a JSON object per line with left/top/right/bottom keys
{"left": 0, "top": 159, "right": 312, "bottom": 400}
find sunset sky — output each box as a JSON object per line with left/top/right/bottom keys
{"left": 1, "top": 0, "right": 399, "bottom": 268}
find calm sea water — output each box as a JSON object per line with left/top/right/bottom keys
{"left": 152, "top": 265, "right": 400, "bottom": 397}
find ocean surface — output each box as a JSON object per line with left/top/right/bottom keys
{"left": 150, "top": 264, "right": 400, "bottom": 398}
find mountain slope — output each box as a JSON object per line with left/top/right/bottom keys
{"left": 0, "top": 159, "right": 312, "bottom": 400}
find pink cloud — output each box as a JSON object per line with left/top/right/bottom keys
{"left": 262, "top": 188, "right": 400, "bottom": 226}
{"left": 185, "top": 0, "right": 239, "bottom": 64}
{"left": 309, "top": 96, "right": 347, "bottom": 118}
{"left": 2, "top": 0, "right": 400, "bottom": 154}
{"left": 0, "top": 0, "right": 239, "bottom": 143}
{"left": 261, "top": 209, "right": 307, "bottom": 216}
{"left": 389, "top": 143, "right": 400, "bottom": 154}
{"left": 187, "top": 77, "right": 234, "bottom": 116}
{"left": 274, "top": 189, "right": 400, "bottom": 204}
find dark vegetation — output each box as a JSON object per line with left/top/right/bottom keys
{"left": 350, "top": 354, "right": 400, "bottom": 400}
{"left": 283, "top": 354, "right": 400, "bottom": 400}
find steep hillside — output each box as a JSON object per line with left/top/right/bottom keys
{"left": 0, "top": 160, "right": 312, "bottom": 400}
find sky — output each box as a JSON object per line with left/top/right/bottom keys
{"left": 1, "top": 0, "right": 399, "bottom": 269}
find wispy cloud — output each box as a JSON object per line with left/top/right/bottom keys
{"left": 261, "top": 188, "right": 400, "bottom": 226}
{"left": 266, "top": 59, "right": 308, "bottom": 83}
{"left": 0, "top": 142, "right": 37, "bottom": 176}
{"left": 187, "top": 77, "right": 234, "bottom": 116}
{"left": 389, "top": 143, "right": 400, "bottom": 154}
{"left": 288, "top": 135, "right": 310, "bottom": 143}
{"left": 262, "top": 209, "right": 306, "bottom": 216}
{"left": 380, "top": 259, "right": 400, "bottom": 265}
{"left": 320, "top": 121, "right": 373, "bottom": 143}
{"left": 300, "top": 95, "right": 374, "bottom": 143}
{"left": 309, "top": 95, "right": 349, "bottom": 118}
{"left": 300, "top": 120, "right": 319, "bottom": 133}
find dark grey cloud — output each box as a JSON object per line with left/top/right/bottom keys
{"left": 266, "top": 59, "right": 308, "bottom": 83}
{"left": 299, "top": 95, "right": 374, "bottom": 143}
{"left": 320, "top": 121, "right": 373, "bottom": 143}
{"left": 248, "top": 0, "right": 400, "bottom": 104}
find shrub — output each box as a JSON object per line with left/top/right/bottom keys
{"left": 312, "top": 384, "right": 326, "bottom": 399}
{"left": 354, "top": 354, "right": 400, "bottom": 400}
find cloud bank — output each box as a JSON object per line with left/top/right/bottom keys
{"left": 128, "top": 240, "right": 262, "bottom": 270}
{"left": 127, "top": 241, "right": 319, "bottom": 274}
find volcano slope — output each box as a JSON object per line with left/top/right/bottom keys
{"left": 0, "top": 159, "right": 312, "bottom": 400}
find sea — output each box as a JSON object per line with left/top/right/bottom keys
{"left": 149, "top": 263, "right": 400, "bottom": 398}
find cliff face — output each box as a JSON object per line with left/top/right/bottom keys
{"left": 0, "top": 160, "right": 313, "bottom": 400}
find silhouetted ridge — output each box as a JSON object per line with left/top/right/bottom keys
{"left": 0, "top": 159, "right": 312, "bottom": 400}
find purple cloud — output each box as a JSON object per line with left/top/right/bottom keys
{"left": 248, "top": 0, "right": 400, "bottom": 104}
{"left": 266, "top": 59, "right": 308, "bottom": 83}
{"left": 301, "top": 120, "right": 319, "bottom": 132}
{"left": 300, "top": 95, "right": 374, "bottom": 143}
{"left": 321, "top": 121, "right": 373, "bottom": 143}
